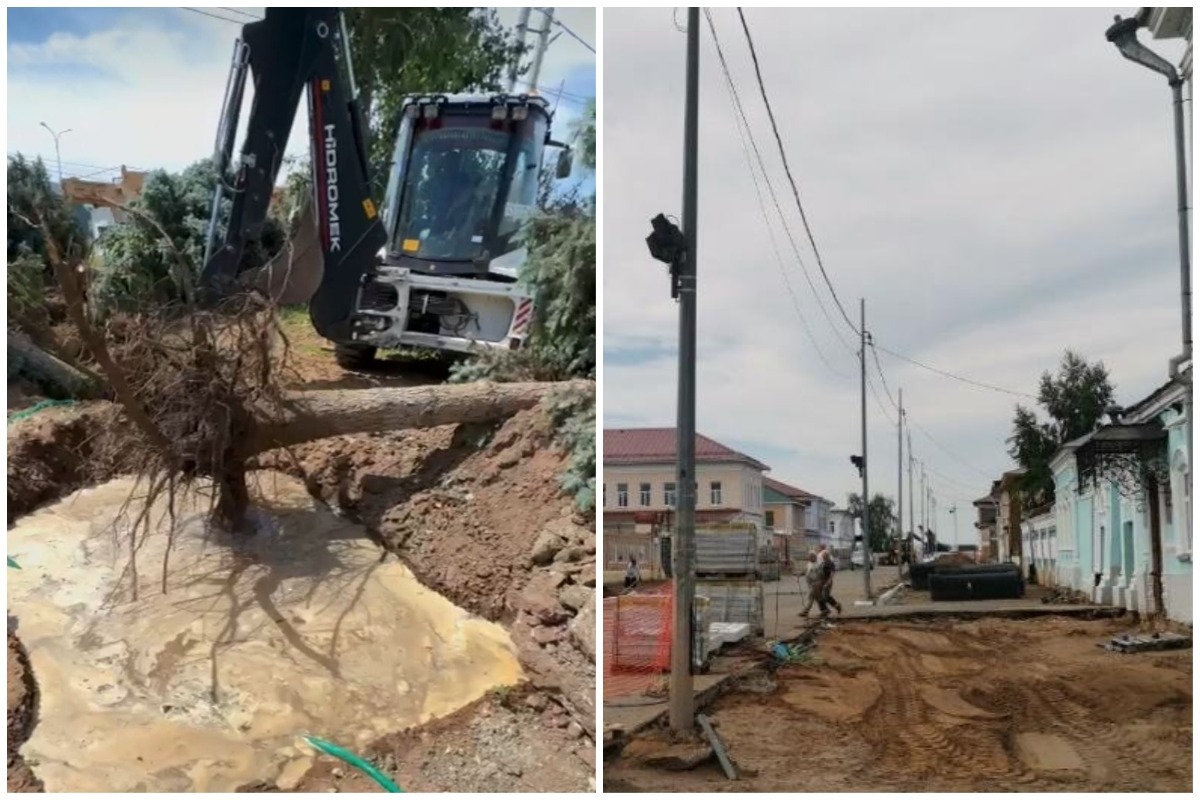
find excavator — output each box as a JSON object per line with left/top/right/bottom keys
{"left": 201, "top": 8, "right": 573, "bottom": 369}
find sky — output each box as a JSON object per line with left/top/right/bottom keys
{"left": 6, "top": 7, "right": 596, "bottom": 188}
{"left": 602, "top": 7, "right": 1191, "bottom": 546}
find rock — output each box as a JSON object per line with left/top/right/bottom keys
{"left": 553, "top": 545, "right": 588, "bottom": 564}
{"left": 558, "top": 584, "right": 592, "bottom": 613}
{"left": 569, "top": 596, "right": 596, "bottom": 662}
{"left": 533, "top": 625, "right": 563, "bottom": 645}
{"left": 519, "top": 574, "right": 570, "bottom": 624}
{"left": 625, "top": 739, "right": 715, "bottom": 771}
{"left": 579, "top": 563, "right": 597, "bottom": 587}
{"left": 525, "top": 693, "right": 548, "bottom": 712}
{"left": 530, "top": 529, "right": 567, "bottom": 566}
{"left": 567, "top": 721, "right": 585, "bottom": 739}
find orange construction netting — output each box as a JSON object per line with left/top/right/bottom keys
{"left": 602, "top": 583, "right": 674, "bottom": 701}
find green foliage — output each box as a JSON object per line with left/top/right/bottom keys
{"left": 573, "top": 99, "right": 596, "bottom": 170}
{"left": 545, "top": 384, "right": 596, "bottom": 512}
{"left": 344, "top": 8, "right": 525, "bottom": 196}
{"left": 847, "top": 492, "right": 895, "bottom": 553}
{"left": 7, "top": 155, "right": 88, "bottom": 323}
{"left": 1007, "top": 350, "right": 1114, "bottom": 509}
{"left": 94, "top": 159, "right": 285, "bottom": 316}
{"left": 7, "top": 154, "right": 85, "bottom": 264}
{"left": 7, "top": 245, "right": 46, "bottom": 322}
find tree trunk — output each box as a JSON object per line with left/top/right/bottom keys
{"left": 252, "top": 380, "right": 589, "bottom": 452}
{"left": 7, "top": 330, "right": 104, "bottom": 399}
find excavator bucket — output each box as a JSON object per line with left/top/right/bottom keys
{"left": 243, "top": 199, "right": 325, "bottom": 305}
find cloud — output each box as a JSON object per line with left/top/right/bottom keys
{"left": 602, "top": 8, "right": 1189, "bottom": 545}
{"left": 7, "top": 8, "right": 596, "bottom": 183}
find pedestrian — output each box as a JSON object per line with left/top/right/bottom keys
{"left": 818, "top": 547, "right": 843, "bottom": 616}
{"left": 624, "top": 557, "right": 641, "bottom": 590}
{"left": 798, "top": 552, "right": 830, "bottom": 618}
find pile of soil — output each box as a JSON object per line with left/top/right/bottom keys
{"left": 7, "top": 633, "right": 43, "bottom": 793}
{"left": 607, "top": 616, "right": 1192, "bottom": 792}
{"left": 6, "top": 402, "right": 134, "bottom": 524}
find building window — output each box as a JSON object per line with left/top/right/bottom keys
{"left": 1164, "top": 479, "right": 1173, "bottom": 526}
{"left": 664, "top": 482, "right": 676, "bottom": 507}
{"left": 603, "top": 484, "right": 607, "bottom": 507}
{"left": 617, "top": 483, "right": 629, "bottom": 508}
{"left": 829, "top": 521, "right": 835, "bottom": 533}
{"left": 639, "top": 482, "right": 651, "bottom": 507}
{"left": 710, "top": 481, "right": 723, "bottom": 506}
{"left": 765, "top": 510, "right": 775, "bottom": 528}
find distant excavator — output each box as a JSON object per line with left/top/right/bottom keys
{"left": 200, "top": 8, "right": 573, "bottom": 369}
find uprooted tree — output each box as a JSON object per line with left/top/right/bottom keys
{"left": 6, "top": 153, "right": 591, "bottom": 594}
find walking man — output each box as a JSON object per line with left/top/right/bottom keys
{"left": 798, "top": 552, "right": 830, "bottom": 618}
{"left": 818, "top": 546, "right": 843, "bottom": 616}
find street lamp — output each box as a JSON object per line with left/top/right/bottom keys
{"left": 1106, "top": 12, "right": 1192, "bottom": 535}
{"left": 38, "top": 122, "right": 71, "bottom": 189}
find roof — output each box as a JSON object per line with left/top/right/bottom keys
{"left": 1121, "top": 369, "right": 1190, "bottom": 422}
{"left": 603, "top": 428, "right": 769, "bottom": 471}
{"left": 762, "top": 476, "right": 811, "bottom": 500}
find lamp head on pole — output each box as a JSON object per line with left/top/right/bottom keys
{"left": 1106, "top": 15, "right": 1181, "bottom": 84}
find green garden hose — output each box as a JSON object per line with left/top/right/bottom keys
{"left": 303, "top": 735, "right": 403, "bottom": 793}
{"left": 7, "top": 399, "right": 75, "bottom": 426}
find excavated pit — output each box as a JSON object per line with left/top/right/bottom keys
{"left": 6, "top": 471, "right": 522, "bottom": 793}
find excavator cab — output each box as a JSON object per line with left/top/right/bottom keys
{"left": 379, "top": 95, "right": 552, "bottom": 280}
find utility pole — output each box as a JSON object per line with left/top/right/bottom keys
{"left": 527, "top": 7, "right": 555, "bottom": 94}
{"left": 897, "top": 387, "right": 904, "bottom": 559}
{"left": 859, "top": 298, "right": 872, "bottom": 598}
{"left": 39, "top": 121, "right": 71, "bottom": 189}
{"left": 907, "top": 430, "right": 915, "bottom": 541}
{"left": 507, "top": 8, "right": 532, "bottom": 93}
{"left": 669, "top": 5, "right": 700, "bottom": 736}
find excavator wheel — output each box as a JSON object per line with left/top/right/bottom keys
{"left": 333, "top": 343, "right": 378, "bottom": 372}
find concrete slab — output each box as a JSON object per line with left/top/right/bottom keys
{"left": 603, "top": 673, "right": 734, "bottom": 735}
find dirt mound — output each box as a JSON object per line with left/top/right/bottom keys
{"left": 7, "top": 632, "right": 43, "bottom": 793}
{"left": 264, "top": 408, "right": 582, "bottom": 621}
{"left": 6, "top": 401, "right": 138, "bottom": 523}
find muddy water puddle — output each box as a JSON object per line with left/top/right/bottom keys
{"left": 8, "top": 472, "right": 523, "bottom": 792}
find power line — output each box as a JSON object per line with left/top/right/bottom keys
{"left": 219, "top": 7, "right": 262, "bottom": 21}
{"left": 182, "top": 7, "right": 245, "bottom": 25}
{"left": 705, "top": 9, "right": 848, "bottom": 380}
{"left": 704, "top": 9, "right": 858, "bottom": 362}
{"left": 550, "top": 17, "right": 595, "bottom": 54}
{"left": 872, "top": 342, "right": 1037, "bottom": 400}
{"left": 907, "top": 414, "right": 994, "bottom": 481}
{"left": 735, "top": 7, "right": 859, "bottom": 338}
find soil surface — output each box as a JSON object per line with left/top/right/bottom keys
{"left": 6, "top": 314, "right": 596, "bottom": 793}
{"left": 606, "top": 616, "right": 1192, "bottom": 792}
{"left": 7, "top": 633, "right": 43, "bottom": 793}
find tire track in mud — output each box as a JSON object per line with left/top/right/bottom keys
{"left": 849, "top": 626, "right": 1043, "bottom": 789}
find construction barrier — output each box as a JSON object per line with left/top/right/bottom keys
{"left": 603, "top": 587, "right": 673, "bottom": 700}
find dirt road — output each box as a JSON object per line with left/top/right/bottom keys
{"left": 606, "top": 616, "right": 1192, "bottom": 792}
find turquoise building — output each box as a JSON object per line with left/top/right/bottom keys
{"left": 1050, "top": 370, "right": 1191, "bottom": 622}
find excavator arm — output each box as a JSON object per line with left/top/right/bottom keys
{"left": 200, "top": 7, "right": 385, "bottom": 344}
